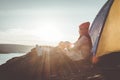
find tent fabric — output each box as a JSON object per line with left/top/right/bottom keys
{"left": 96, "top": 0, "right": 120, "bottom": 57}
{"left": 90, "top": 0, "right": 114, "bottom": 56}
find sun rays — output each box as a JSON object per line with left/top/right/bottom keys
{"left": 28, "top": 45, "right": 81, "bottom": 80}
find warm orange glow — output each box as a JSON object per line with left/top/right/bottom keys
{"left": 92, "top": 56, "right": 98, "bottom": 64}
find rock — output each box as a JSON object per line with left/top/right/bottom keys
{"left": 0, "top": 46, "right": 101, "bottom": 80}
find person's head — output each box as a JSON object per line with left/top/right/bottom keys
{"left": 79, "top": 22, "right": 90, "bottom": 35}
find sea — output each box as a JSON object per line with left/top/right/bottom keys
{"left": 0, "top": 53, "right": 26, "bottom": 65}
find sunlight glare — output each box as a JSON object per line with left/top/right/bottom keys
{"left": 31, "top": 19, "right": 65, "bottom": 43}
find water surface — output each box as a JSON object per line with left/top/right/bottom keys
{"left": 0, "top": 53, "right": 26, "bottom": 65}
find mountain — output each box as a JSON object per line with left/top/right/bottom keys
{"left": 0, "top": 46, "right": 103, "bottom": 80}
{"left": 0, "top": 44, "right": 34, "bottom": 53}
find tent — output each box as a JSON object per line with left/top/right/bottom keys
{"left": 90, "top": 0, "right": 120, "bottom": 62}
{"left": 90, "top": 0, "right": 120, "bottom": 79}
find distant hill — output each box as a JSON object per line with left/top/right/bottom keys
{"left": 0, "top": 44, "right": 34, "bottom": 53}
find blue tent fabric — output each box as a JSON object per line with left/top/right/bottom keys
{"left": 90, "top": 0, "right": 120, "bottom": 80}
{"left": 90, "top": 0, "right": 114, "bottom": 56}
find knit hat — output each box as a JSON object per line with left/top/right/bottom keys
{"left": 79, "top": 22, "right": 90, "bottom": 29}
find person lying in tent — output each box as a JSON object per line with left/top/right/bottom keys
{"left": 65, "top": 22, "right": 92, "bottom": 61}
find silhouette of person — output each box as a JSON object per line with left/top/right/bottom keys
{"left": 65, "top": 22, "right": 92, "bottom": 61}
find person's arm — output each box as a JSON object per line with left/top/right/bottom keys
{"left": 74, "top": 36, "right": 88, "bottom": 49}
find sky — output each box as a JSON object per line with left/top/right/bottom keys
{"left": 0, "top": 0, "right": 107, "bottom": 46}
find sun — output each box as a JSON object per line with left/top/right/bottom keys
{"left": 28, "top": 20, "right": 65, "bottom": 45}
{"left": 37, "top": 26, "right": 64, "bottom": 42}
